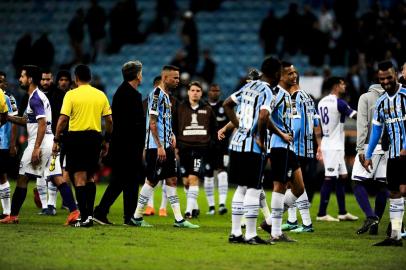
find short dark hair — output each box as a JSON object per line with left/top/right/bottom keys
{"left": 281, "top": 61, "right": 293, "bottom": 69}
{"left": 324, "top": 76, "right": 344, "bottom": 91}
{"left": 377, "top": 60, "right": 394, "bottom": 71}
{"left": 153, "top": 75, "right": 161, "bottom": 86}
{"left": 261, "top": 57, "right": 281, "bottom": 79}
{"left": 188, "top": 81, "right": 202, "bottom": 90}
{"left": 41, "top": 67, "right": 52, "bottom": 75}
{"left": 162, "top": 65, "right": 179, "bottom": 72}
{"left": 0, "top": 71, "right": 6, "bottom": 78}
{"left": 74, "top": 64, "right": 92, "bottom": 82}
{"left": 210, "top": 83, "right": 220, "bottom": 89}
{"left": 122, "top": 60, "right": 142, "bottom": 82}
{"left": 22, "top": 65, "right": 41, "bottom": 86}
{"left": 56, "top": 70, "right": 72, "bottom": 83}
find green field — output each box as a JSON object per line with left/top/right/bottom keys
{"left": 1, "top": 181, "right": 405, "bottom": 270}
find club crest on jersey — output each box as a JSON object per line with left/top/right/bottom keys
{"left": 191, "top": 113, "right": 198, "bottom": 125}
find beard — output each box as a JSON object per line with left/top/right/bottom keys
{"left": 19, "top": 83, "right": 29, "bottom": 90}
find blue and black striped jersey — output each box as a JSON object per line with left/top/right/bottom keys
{"left": 269, "top": 85, "right": 293, "bottom": 150}
{"left": 291, "top": 89, "right": 320, "bottom": 158}
{"left": 145, "top": 87, "right": 173, "bottom": 149}
{"left": 229, "top": 80, "right": 274, "bottom": 153}
{"left": 370, "top": 86, "right": 406, "bottom": 159}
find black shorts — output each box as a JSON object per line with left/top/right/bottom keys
{"left": 205, "top": 147, "right": 228, "bottom": 176}
{"left": 65, "top": 131, "right": 102, "bottom": 175}
{"left": 386, "top": 157, "right": 406, "bottom": 191}
{"left": 269, "top": 148, "right": 300, "bottom": 183}
{"left": 179, "top": 147, "right": 206, "bottom": 178}
{"left": 145, "top": 147, "right": 177, "bottom": 183}
{"left": 228, "top": 150, "right": 266, "bottom": 189}
{"left": 0, "top": 149, "right": 10, "bottom": 174}
{"left": 298, "top": 156, "right": 317, "bottom": 186}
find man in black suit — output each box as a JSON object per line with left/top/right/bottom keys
{"left": 94, "top": 60, "right": 145, "bottom": 225}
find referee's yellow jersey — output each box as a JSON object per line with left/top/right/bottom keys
{"left": 60, "top": 85, "right": 112, "bottom": 132}
{"left": 0, "top": 88, "right": 7, "bottom": 114}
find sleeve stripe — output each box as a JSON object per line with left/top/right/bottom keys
{"left": 372, "top": 119, "right": 382, "bottom": 126}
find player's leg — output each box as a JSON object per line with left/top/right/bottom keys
{"left": 36, "top": 175, "right": 48, "bottom": 214}
{"left": 0, "top": 150, "right": 11, "bottom": 217}
{"left": 46, "top": 180, "right": 58, "bottom": 215}
{"left": 317, "top": 149, "right": 339, "bottom": 221}
{"left": 203, "top": 152, "right": 215, "bottom": 215}
{"left": 336, "top": 151, "right": 358, "bottom": 221}
{"left": 218, "top": 154, "right": 229, "bottom": 214}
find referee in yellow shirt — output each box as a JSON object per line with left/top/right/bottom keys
{"left": 0, "top": 89, "right": 7, "bottom": 125}
{"left": 53, "top": 64, "right": 113, "bottom": 227}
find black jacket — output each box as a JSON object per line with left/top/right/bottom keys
{"left": 111, "top": 81, "right": 145, "bottom": 165}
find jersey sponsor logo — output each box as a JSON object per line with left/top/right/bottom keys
{"left": 327, "top": 167, "right": 335, "bottom": 172}
{"left": 197, "top": 110, "right": 207, "bottom": 114}
{"left": 385, "top": 114, "right": 406, "bottom": 124}
{"left": 183, "top": 130, "right": 207, "bottom": 136}
{"left": 219, "top": 107, "right": 224, "bottom": 113}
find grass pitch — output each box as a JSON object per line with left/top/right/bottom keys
{"left": 1, "top": 181, "right": 405, "bottom": 270}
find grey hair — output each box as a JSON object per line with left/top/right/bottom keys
{"left": 122, "top": 60, "right": 142, "bottom": 82}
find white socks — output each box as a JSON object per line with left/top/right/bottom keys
{"left": 166, "top": 185, "right": 183, "bottom": 222}
{"left": 231, "top": 185, "right": 247, "bottom": 236}
{"left": 218, "top": 171, "right": 228, "bottom": 206}
{"left": 260, "top": 189, "right": 271, "bottom": 220}
{"left": 389, "top": 198, "right": 404, "bottom": 240}
{"left": 0, "top": 181, "right": 11, "bottom": 215}
{"left": 186, "top": 185, "right": 199, "bottom": 214}
{"left": 160, "top": 181, "right": 167, "bottom": 209}
{"left": 296, "top": 190, "right": 312, "bottom": 226}
{"left": 133, "top": 183, "right": 154, "bottom": 219}
{"left": 244, "top": 188, "right": 261, "bottom": 239}
{"left": 270, "top": 192, "right": 285, "bottom": 238}
{"left": 204, "top": 176, "right": 215, "bottom": 207}
{"left": 36, "top": 176, "right": 47, "bottom": 209}
{"left": 47, "top": 181, "right": 57, "bottom": 207}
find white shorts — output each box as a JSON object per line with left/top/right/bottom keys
{"left": 44, "top": 153, "right": 63, "bottom": 179}
{"left": 322, "top": 149, "right": 347, "bottom": 177}
{"left": 19, "top": 136, "right": 53, "bottom": 178}
{"left": 351, "top": 152, "right": 387, "bottom": 183}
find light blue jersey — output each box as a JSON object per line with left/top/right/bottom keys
{"left": 229, "top": 80, "right": 274, "bottom": 153}
{"left": 145, "top": 87, "right": 173, "bottom": 149}
{"left": 367, "top": 85, "right": 406, "bottom": 159}
{"left": 0, "top": 93, "right": 18, "bottom": 149}
{"left": 269, "top": 85, "right": 293, "bottom": 150}
{"left": 291, "top": 89, "right": 320, "bottom": 158}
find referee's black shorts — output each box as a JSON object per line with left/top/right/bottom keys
{"left": 65, "top": 131, "right": 102, "bottom": 175}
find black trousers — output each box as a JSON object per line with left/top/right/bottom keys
{"left": 95, "top": 156, "right": 143, "bottom": 223}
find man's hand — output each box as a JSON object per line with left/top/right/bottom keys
{"left": 101, "top": 142, "right": 109, "bottom": 157}
{"left": 256, "top": 138, "right": 266, "bottom": 152}
{"left": 9, "top": 145, "right": 17, "bottom": 157}
{"left": 362, "top": 159, "right": 373, "bottom": 173}
{"left": 157, "top": 146, "right": 166, "bottom": 162}
{"left": 31, "top": 147, "right": 41, "bottom": 166}
{"left": 52, "top": 142, "right": 60, "bottom": 156}
{"left": 358, "top": 153, "right": 365, "bottom": 164}
{"left": 281, "top": 132, "right": 293, "bottom": 144}
{"left": 218, "top": 127, "right": 227, "bottom": 141}
{"left": 316, "top": 146, "right": 322, "bottom": 161}
{"left": 171, "top": 135, "right": 176, "bottom": 149}
{"left": 400, "top": 149, "right": 406, "bottom": 158}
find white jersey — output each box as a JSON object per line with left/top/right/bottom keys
{"left": 25, "top": 88, "right": 53, "bottom": 145}
{"left": 318, "top": 94, "right": 356, "bottom": 150}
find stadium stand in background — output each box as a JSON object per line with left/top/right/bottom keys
{"left": 0, "top": 0, "right": 403, "bottom": 102}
